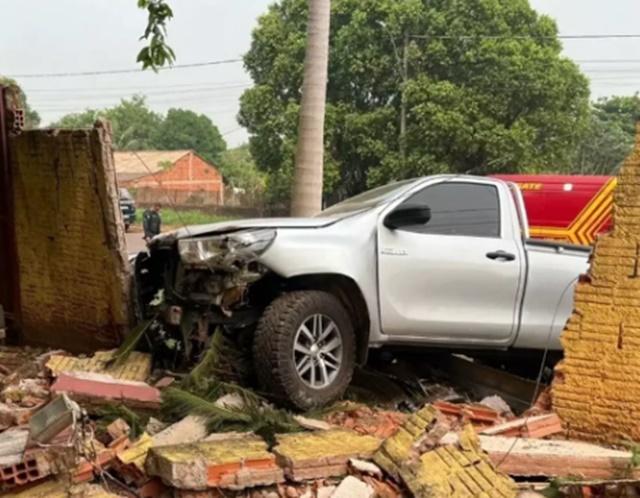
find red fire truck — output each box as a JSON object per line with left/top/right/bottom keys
{"left": 493, "top": 174, "right": 616, "bottom": 245}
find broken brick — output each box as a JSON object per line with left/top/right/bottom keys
{"left": 273, "top": 429, "right": 381, "bottom": 481}
{"left": 114, "top": 416, "right": 210, "bottom": 484}
{"left": 51, "top": 372, "right": 160, "bottom": 409}
{"left": 433, "top": 400, "right": 502, "bottom": 427}
{"left": 0, "top": 449, "right": 53, "bottom": 491}
{"left": 480, "top": 413, "right": 563, "bottom": 439}
{"left": 106, "top": 417, "right": 131, "bottom": 441}
{"left": 324, "top": 404, "right": 407, "bottom": 439}
{"left": 374, "top": 405, "right": 517, "bottom": 497}
{"left": 116, "top": 433, "right": 153, "bottom": 482}
{"left": 146, "top": 435, "right": 283, "bottom": 490}
{"left": 72, "top": 447, "right": 116, "bottom": 484}
{"left": 4, "top": 480, "right": 127, "bottom": 498}
{"left": 134, "top": 477, "right": 170, "bottom": 498}
{"left": 46, "top": 350, "right": 152, "bottom": 382}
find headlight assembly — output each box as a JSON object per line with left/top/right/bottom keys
{"left": 178, "top": 229, "right": 277, "bottom": 268}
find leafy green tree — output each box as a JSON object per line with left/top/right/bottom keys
{"left": 52, "top": 109, "right": 103, "bottom": 129}
{"left": 594, "top": 94, "right": 640, "bottom": 134}
{"left": 152, "top": 108, "right": 226, "bottom": 163}
{"left": 571, "top": 96, "right": 640, "bottom": 175}
{"left": 0, "top": 77, "right": 40, "bottom": 129}
{"left": 106, "top": 95, "right": 163, "bottom": 149}
{"left": 51, "top": 96, "right": 162, "bottom": 150}
{"left": 239, "top": 0, "right": 590, "bottom": 205}
{"left": 219, "top": 145, "right": 267, "bottom": 194}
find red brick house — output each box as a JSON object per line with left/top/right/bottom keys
{"left": 114, "top": 150, "right": 224, "bottom": 205}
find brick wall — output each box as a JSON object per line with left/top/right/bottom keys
{"left": 122, "top": 153, "right": 224, "bottom": 206}
{"left": 133, "top": 187, "right": 222, "bottom": 206}
{"left": 9, "top": 121, "right": 130, "bottom": 352}
{"left": 126, "top": 153, "right": 222, "bottom": 190}
{"left": 553, "top": 123, "right": 640, "bottom": 445}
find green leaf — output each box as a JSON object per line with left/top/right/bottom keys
{"left": 110, "top": 317, "right": 155, "bottom": 366}
{"left": 137, "top": 0, "right": 175, "bottom": 70}
{"left": 162, "top": 387, "right": 252, "bottom": 424}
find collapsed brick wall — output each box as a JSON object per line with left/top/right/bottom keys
{"left": 9, "top": 121, "right": 130, "bottom": 352}
{"left": 554, "top": 123, "right": 640, "bottom": 445}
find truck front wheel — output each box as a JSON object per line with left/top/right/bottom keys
{"left": 253, "top": 290, "right": 356, "bottom": 410}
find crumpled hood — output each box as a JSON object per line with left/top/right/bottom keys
{"left": 153, "top": 215, "right": 347, "bottom": 244}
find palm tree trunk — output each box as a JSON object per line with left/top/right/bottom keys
{"left": 290, "top": 0, "right": 331, "bottom": 217}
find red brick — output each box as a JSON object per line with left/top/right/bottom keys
{"left": 480, "top": 413, "right": 563, "bottom": 438}
{"left": 0, "top": 449, "right": 52, "bottom": 490}
{"left": 433, "top": 400, "right": 502, "bottom": 427}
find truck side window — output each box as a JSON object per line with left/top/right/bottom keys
{"left": 398, "top": 182, "right": 500, "bottom": 237}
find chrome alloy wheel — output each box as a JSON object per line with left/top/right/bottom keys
{"left": 292, "top": 314, "right": 343, "bottom": 389}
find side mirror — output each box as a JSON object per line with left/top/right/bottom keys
{"left": 384, "top": 205, "right": 432, "bottom": 230}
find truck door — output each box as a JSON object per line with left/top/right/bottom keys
{"left": 377, "top": 180, "right": 523, "bottom": 344}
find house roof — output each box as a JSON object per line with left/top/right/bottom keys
{"left": 114, "top": 150, "right": 191, "bottom": 181}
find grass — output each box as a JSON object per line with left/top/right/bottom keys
{"left": 135, "top": 208, "right": 232, "bottom": 228}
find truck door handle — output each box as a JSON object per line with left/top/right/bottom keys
{"left": 486, "top": 250, "right": 516, "bottom": 262}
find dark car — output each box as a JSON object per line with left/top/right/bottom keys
{"left": 119, "top": 188, "right": 136, "bottom": 231}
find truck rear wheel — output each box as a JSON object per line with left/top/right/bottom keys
{"left": 253, "top": 290, "right": 355, "bottom": 410}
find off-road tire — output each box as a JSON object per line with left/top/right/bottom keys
{"left": 253, "top": 290, "right": 356, "bottom": 410}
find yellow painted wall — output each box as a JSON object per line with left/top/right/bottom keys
{"left": 554, "top": 124, "right": 640, "bottom": 444}
{"left": 9, "top": 122, "right": 130, "bottom": 351}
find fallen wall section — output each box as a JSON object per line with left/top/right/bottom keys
{"left": 9, "top": 121, "right": 130, "bottom": 351}
{"left": 554, "top": 123, "right": 640, "bottom": 445}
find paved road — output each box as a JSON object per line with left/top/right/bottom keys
{"left": 125, "top": 231, "right": 147, "bottom": 255}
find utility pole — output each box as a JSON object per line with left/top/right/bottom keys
{"left": 400, "top": 31, "right": 409, "bottom": 166}
{"left": 378, "top": 22, "right": 409, "bottom": 166}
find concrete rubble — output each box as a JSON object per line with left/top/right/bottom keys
{"left": 0, "top": 344, "right": 639, "bottom": 497}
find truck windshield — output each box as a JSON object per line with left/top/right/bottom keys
{"left": 319, "top": 179, "right": 417, "bottom": 216}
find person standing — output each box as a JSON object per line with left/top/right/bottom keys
{"left": 143, "top": 203, "right": 162, "bottom": 243}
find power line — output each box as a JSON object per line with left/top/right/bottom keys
{"left": 28, "top": 84, "right": 252, "bottom": 102}
{"left": 220, "top": 127, "right": 244, "bottom": 137}
{"left": 577, "top": 59, "right": 640, "bottom": 64}
{"left": 11, "top": 35, "right": 640, "bottom": 80}
{"left": 9, "top": 59, "right": 243, "bottom": 79}
{"left": 410, "top": 33, "right": 640, "bottom": 40}
{"left": 25, "top": 80, "right": 251, "bottom": 93}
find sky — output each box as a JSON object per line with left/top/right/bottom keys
{"left": 1, "top": 0, "right": 639, "bottom": 147}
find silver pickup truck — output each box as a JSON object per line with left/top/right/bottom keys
{"left": 137, "top": 175, "right": 590, "bottom": 409}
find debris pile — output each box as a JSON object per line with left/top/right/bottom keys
{"left": 1, "top": 345, "right": 640, "bottom": 498}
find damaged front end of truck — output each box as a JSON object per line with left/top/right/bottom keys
{"left": 133, "top": 227, "right": 281, "bottom": 372}
{"left": 131, "top": 213, "right": 373, "bottom": 409}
